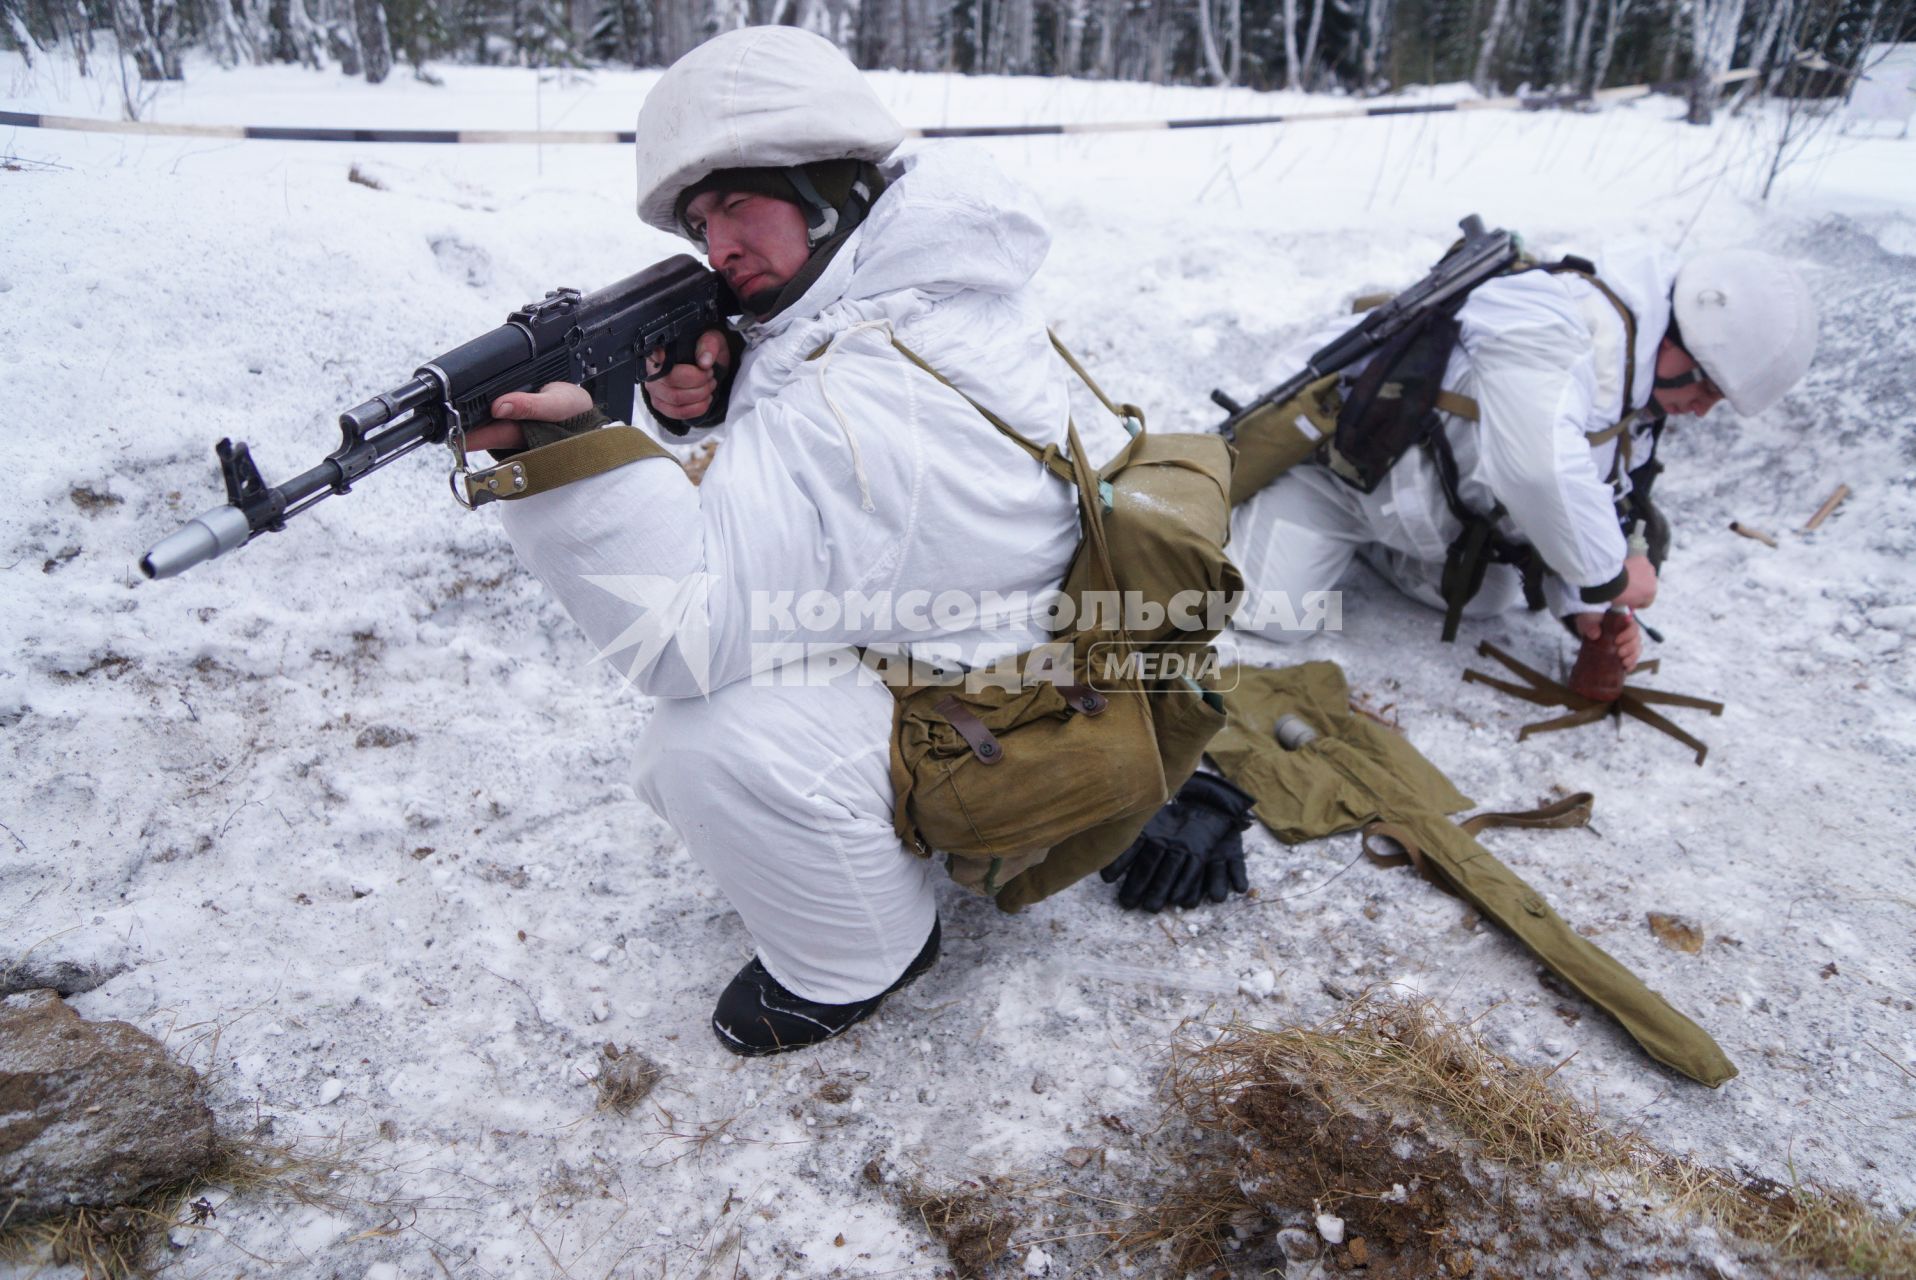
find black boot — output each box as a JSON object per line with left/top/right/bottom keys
{"left": 711, "top": 918, "right": 941, "bottom": 1057}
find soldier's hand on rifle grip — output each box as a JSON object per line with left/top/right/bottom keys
{"left": 644, "top": 330, "right": 732, "bottom": 423}
{"left": 465, "top": 382, "right": 598, "bottom": 453}
{"left": 1615, "top": 553, "right": 1658, "bottom": 611}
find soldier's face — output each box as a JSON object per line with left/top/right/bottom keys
{"left": 1652, "top": 339, "right": 1726, "bottom": 417}
{"left": 684, "top": 189, "right": 812, "bottom": 314}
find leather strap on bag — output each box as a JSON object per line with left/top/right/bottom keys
{"left": 1362, "top": 791, "right": 1595, "bottom": 894}
{"left": 935, "top": 695, "right": 1004, "bottom": 764}
{"left": 461, "top": 426, "right": 678, "bottom": 507}
{"left": 1059, "top": 686, "right": 1108, "bottom": 716}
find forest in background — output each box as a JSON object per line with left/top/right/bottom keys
{"left": 2, "top": 0, "right": 1911, "bottom": 123}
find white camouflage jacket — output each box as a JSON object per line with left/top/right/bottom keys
{"left": 496, "top": 146, "right": 1082, "bottom": 698}
{"left": 1296, "top": 243, "right": 1678, "bottom": 615}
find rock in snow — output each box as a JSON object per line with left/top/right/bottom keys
{"left": 0, "top": 990, "right": 219, "bottom": 1219}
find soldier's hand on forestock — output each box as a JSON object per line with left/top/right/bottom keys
{"left": 1615, "top": 553, "right": 1658, "bottom": 610}
{"left": 644, "top": 329, "right": 731, "bottom": 422}
{"left": 465, "top": 382, "right": 598, "bottom": 453}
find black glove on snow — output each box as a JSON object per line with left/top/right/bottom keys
{"left": 1101, "top": 772, "right": 1256, "bottom": 912}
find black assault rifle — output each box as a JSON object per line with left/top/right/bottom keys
{"left": 1209, "top": 214, "right": 1521, "bottom": 440}
{"left": 141, "top": 255, "right": 736, "bottom": 580}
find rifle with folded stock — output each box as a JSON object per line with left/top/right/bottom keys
{"left": 141, "top": 255, "right": 735, "bottom": 580}
{"left": 1209, "top": 214, "right": 1521, "bottom": 439}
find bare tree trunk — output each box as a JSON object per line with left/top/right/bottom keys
{"left": 1506, "top": 0, "right": 1533, "bottom": 76}
{"left": 1592, "top": 0, "right": 1631, "bottom": 87}
{"left": 1742, "top": 0, "right": 1792, "bottom": 94}
{"left": 1196, "top": 0, "right": 1226, "bottom": 82}
{"left": 1059, "top": 0, "right": 1086, "bottom": 74}
{"left": 1094, "top": 0, "right": 1116, "bottom": 75}
{"left": 1226, "top": 0, "right": 1240, "bottom": 80}
{"left": 1360, "top": 0, "right": 1386, "bottom": 87}
{"left": 1572, "top": 0, "right": 1602, "bottom": 89}
{"left": 1473, "top": 0, "right": 1513, "bottom": 90}
{"left": 274, "top": 0, "right": 326, "bottom": 65}
{"left": 54, "top": 0, "right": 95, "bottom": 73}
{"left": 1300, "top": 0, "right": 1325, "bottom": 88}
{"left": 5, "top": 0, "right": 37, "bottom": 67}
{"left": 355, "top": 0, "right": 389, "bottom": 79}
{"left": 110, "top": 0, "right": 167, "bottom": 78}
{"left": 1687, "top": 0, "right": 1747, "bottom": 122}
{"left": 1007, "top": 0, "right": 1033, "bottom": 72}
{"left": 1555, "top": 0, "right": 1579, "bottom": 85}
{"left": 1141, "top": 0, "right": 1157, "bottom": 82}
{"left": 1281, "top": 0, "right": 1300, "bottom": 87}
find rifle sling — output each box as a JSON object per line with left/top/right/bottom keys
{"left": 1362, "top": 791, "right": 1595, "bottom": 887}
{"left": 462, "top": 426, "right": 677, "bottom": 506}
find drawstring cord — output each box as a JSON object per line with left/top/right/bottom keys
{"left": 815, "top": 318, "right": 892, "bottom": 513}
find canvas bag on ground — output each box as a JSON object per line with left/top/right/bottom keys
{"left": 1206, "top": 661, "right": 1736, "bottom": 1087}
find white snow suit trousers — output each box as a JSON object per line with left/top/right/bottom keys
{"left": 631, "top": 659, "right": 938, "bottom": 1006}
{"left": 1231, "top": 464, "right": 1520, "bottom": 642}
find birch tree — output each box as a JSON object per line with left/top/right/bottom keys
{"left": 1359, "top": 0, "right": 1388, "bottom": 86}
{"left": 1473, "top": 0, "right": 1515, "bottom": 89}
{"left": 1226, "top": 0, "right": 1240, "bottom": 80}
{"left": 1281, "top": 0, "right": 1301, "bottom": 85}
{"left": 1299, "top": 0, "right": 1325, "bottom": 87}
{"left": 1554, "top": 0, "right": 1580, "bottom": 85}
{"left": 1196, "top": 0, "right": 1229, "bottom": 81}
{"left": 354, "top": 0, "right": 392, "bottom": 77}
{"left": 1687, "top": 0, "right": 1749, "bottom": 121}
{"left": 1058, "top": 0, "right": 1089, "bottom": 73}
{"left": 1093, "top": 0, "right": 1117, "bottom": 75}
{"left": 1572, "top": 0, "right": 1603, "bottom": 87}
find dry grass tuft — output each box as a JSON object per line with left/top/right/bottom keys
{"left": 593, "top": 1042, "right": 663, "bottom": 1113}
{"left": 1144, "top": 991, "right": 1916, "bottom": 1278}
{"left": 0, "top": 1134, "right": 362, "bottom": 1279}
{"left": 863, "top": 1157, "right": 1021, "bottom": 1279}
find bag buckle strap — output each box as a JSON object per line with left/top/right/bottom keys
{"left": 935, "top": 695, "right": 1004, "bottom": 765}
{"left": 1059, "top": 686, "right": 1108, "bottom": 717}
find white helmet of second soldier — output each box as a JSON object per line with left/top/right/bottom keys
{"left": 1671, "top": 249, "right": 1817, "bottom": 417}
{"left": 635, "top": 27, "right": 905, "bottom": 237}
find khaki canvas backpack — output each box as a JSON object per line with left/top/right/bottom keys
{"left": 882, "top": 337, "right": 1242, "bottom": 912}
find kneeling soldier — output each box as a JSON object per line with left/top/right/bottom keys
{"left": 465, "top": 28, "right": 1087, "bottom": 1055}
{"left": 1230, "top": 244, "right": 1817, "bottom": 670}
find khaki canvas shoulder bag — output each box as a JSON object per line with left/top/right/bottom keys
{"left": 881, "top": 336, "right": 1242, "bottom": 912}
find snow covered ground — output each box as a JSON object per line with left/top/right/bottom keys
{"left": 3, "top": 49, "right": 1914, "bottom": 1278}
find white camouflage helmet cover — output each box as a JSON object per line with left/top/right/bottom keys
{"left": 634, "top": 26, "right": 906, "bottom": 236}
{"left": 1671, "top": 249, "right": 1817, "bottom": 416}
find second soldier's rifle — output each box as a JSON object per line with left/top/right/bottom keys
{"left": 141, "top": 255, "right": 735, "bottom": 580}
{"left": 1210, "top": 214, "right": 1521, "bottom": 440}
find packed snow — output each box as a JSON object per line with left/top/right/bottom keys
{"left": 3, "top": 47, "right": 1914, "bottom": 1277}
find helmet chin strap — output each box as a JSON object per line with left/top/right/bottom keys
{"left": 786, "top": 167, "right": 840, "bottom": 247}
